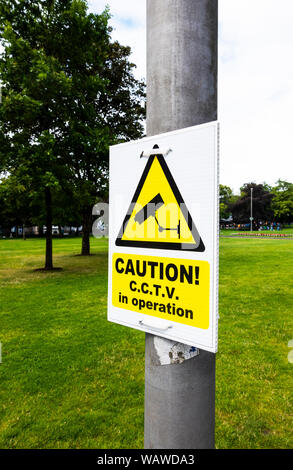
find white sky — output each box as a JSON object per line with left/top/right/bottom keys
{"left": 89, "top": 0, "right": 293, "bottom": 193}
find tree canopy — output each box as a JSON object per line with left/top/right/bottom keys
{"left": 0, "top": 0, "right": 145, "bottom": 267}
{"left": 271, "top": 180, "right": 293, "bottom": 223}
{"left": 230, "top": 183, "right": 273, "bottom": 224}
{"left": 219, "top": 184, "right": 235, "bottom": 220}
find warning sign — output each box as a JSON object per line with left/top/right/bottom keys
{"left": 108, "top": 122, "right": 219, "bottom": 352}
{"left": 116, "top": 150, "right": 204, "bottom": 251}
{"left": 112, "top": 254, "right": 210, "bottom": 329}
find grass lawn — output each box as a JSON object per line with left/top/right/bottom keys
{"left": 0, "top": 237, "right": 292, "bottom": 449}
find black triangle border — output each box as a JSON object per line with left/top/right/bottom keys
{"left": 115, "top": 153, "right": 205, "bottom": 252}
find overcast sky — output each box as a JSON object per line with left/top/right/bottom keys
{"left": 88, "top": 0, "right": 293, "bottom": 193}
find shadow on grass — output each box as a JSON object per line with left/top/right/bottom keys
{"left": 34, "top": 267, "right": 63, "bottom": 272}
{"left": 73, "top": 253, "right": 101, "bottom": 257}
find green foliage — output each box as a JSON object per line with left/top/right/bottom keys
{"left": 0, "top": 174, "right": 37, "bottom": 232}
{"left": 0, "top": 173, "right": 82, "bottom": 233}
{"left": 271, "top": 180, "right": 293, "bottom": 222}
{"left": 219, "top": 184, "right": 234, "bottom": 220}
{"left": 0, "top": 0, "right": 145, "bottom": 260}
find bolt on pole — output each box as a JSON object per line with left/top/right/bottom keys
{"left": 145, "top": 0, "right": 218, "bottom": 449}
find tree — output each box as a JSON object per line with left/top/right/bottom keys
{"left": 0, "top": 1, "right": 82, "bottom": 268}
{"left": 61, "top": 37, "right": 145, "bottom": 255}
{"left": 0, "top": 0, "right": 145, "bottom": 268}
{"left": 219, "top": 184, "right": 234, "bottom": 220}
{"left": 0, "top": 173, "right": 37, "bottom": 237}
{"left": 271, "top": 180, "right": 293, "bottom": 223}
{"left": 0, "top": 172, "right": 83, "bottom": 238}
{"left": 230, "top": 182, "right": 273, "bottom": 224}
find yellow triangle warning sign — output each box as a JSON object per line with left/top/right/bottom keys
{"left": 116, "top": 148, "right": 205, "bottom": 251}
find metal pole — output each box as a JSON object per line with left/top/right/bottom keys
{"left": 250, "top": 187, "right": 253, "bottom": 231}
{"left": 145, "top": 0, "right": 218, "bottom": 449}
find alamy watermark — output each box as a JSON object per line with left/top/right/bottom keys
{"left": 92, "top": 200, "right": 202, "bottom": 251}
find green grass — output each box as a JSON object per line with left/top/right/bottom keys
{"left": 0, "top": 237, "right": 292, "bottom": 449}
{"left": 216, "top": 238, "right": 293, "bottom": 448}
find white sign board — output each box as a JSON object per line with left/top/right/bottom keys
{"left": 108, "top": 122, "right": 219, "bottom": 352}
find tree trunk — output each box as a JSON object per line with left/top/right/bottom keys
{"left": 22, "top": 224, "right": 26, "bottom": 240}
{"left": 45, "top": 187, "right": 53, "bottom": 269}
{"left": 81, "top": 209, "right": 92, "bottom": 256}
